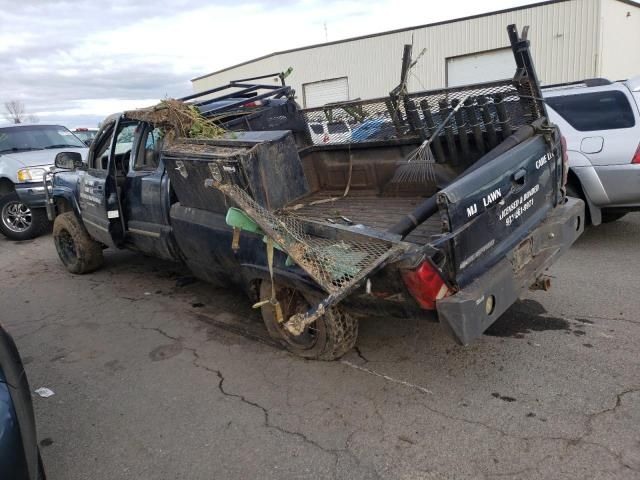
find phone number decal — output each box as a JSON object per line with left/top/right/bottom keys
{"left": 498, "top": 184, "right": 539, "bottom": 226}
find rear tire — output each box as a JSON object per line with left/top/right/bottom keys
{"left": 0, "top": 192, "right": 50, "bottom": 241}
{"left": 565, "top": 182, "right": 592, "bottom": 225}
{"left": 259, "top": 280, "right": 358, "bottom": 360}
{"left": 601, "top": 212, "right": 627, "bottom": 223}
{"left": 52, "top": 212, "right": 104, "bottom": 274}
{"left": 565, "top": 183, "right": 581, "bottom": 200}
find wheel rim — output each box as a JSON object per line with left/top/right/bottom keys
{"left": 274, "top": 286, "right": 318, "bottom": 349}
{"left": 1, "top": 200, "right": 32, "bottom": 233}
{"left": 55, "top": 228, "right": 78, "bottom": 265}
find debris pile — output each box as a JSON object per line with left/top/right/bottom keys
{"left": 124, "top": 99, "right": 225, "bottom": 145}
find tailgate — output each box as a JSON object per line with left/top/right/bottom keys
{"left": 437, "top": 134, "right": 562, "bottom": 288}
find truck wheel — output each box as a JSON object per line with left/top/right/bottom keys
{"left": 0, "top": 192, "right": 50, "bottom": 241}
{"left": 565, "top": 183, "right": 582, "bottom": 200}
{"left": 259, "top": 280, "right": 358, "bottom": 360}
{"left": 52, "top": 212, "right": 104, "bottom": 274}
{"left": 565, "top": 183, "right": 591, "bottom": 225}
{"left": 601, "top": 212, "right": 627, "bottom": 223}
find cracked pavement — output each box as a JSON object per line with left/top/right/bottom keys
{"left": 1, "top": 214, "right": 639, "bottom": 479}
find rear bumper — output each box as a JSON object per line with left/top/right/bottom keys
{"left": 436, "top": 197, "right": 584, "bottom": 345}
{"left": 593, "top": 164, "right": 640, "bottom": 208}
{"left": 573, "top": 164, "right": 640, "bottom": 208}
{"left": 14, "top": 183, "right": 46, "bottom": 209}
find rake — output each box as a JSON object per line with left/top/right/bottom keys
{"left": 390, "top": 95, "right": 469, "bottom": 185}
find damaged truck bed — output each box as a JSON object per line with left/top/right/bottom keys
{"left": 46, "top": 25, "right": 584, "bottom": 360}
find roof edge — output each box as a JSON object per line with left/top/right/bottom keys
{"left": 193, "top": 0, "right": 640, "bottom": 82}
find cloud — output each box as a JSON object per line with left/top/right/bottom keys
{"left": 0, "top": 0, "right": 535, "bottom": 127}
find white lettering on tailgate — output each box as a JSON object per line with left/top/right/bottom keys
{"left": 466, "top": 203, "right": 478, "bottom": 218}
{"left": 498, "top": 184, "right": 540, "bottom": 226}
{"left": 535, "top": 151, "right": 554, "bottom": 169}
{"left": 466, "top": 187, "right": 502, "bottom": 219}
{"left": 483, "top": 188, "right": 502, "bottom": 207}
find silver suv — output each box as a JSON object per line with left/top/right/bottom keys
{"left": 0, "top": 124, "right": 88, "bottom": 240}
{"left": 543, "top": 77, "right": 640, "bottom": 224}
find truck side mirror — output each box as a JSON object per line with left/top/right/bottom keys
{"left": 55, "top": 151, "right": 83, "bottom": 170}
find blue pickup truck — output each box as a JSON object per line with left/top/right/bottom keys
{"left": 44, "top": 26, "right": 584, "bottom": 360}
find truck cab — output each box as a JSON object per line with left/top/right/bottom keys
{"left": 47, "top": 115, "right": 178, "bottom": 263}
{"left": 46, "top": 76, "right": 302, "bottom": 266}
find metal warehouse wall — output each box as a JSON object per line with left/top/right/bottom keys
{"left": 600, "top": 0, "right": 640, "bottom": 81}
{"left": 192, "top": 0, "right": 605, "bottom": 103}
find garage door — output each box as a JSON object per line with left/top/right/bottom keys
{"left": 303, "top": 77, "right": 349, "bottom": 108}
{"left": 446, "top": 48, "right": 515, "bottom": 88}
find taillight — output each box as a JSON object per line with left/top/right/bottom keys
{"left": 632, "top": 142, "right": 640, "bottom": 164}
{"left": 560, "top": 135, "right": 569, "bottom": 186}
{"left": 401, "top": 260, "right": 451, "bottom": 310}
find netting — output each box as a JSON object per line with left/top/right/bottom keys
{"left": 300, "top": 79, "right": 539, "bottom": 147}
{"left": 210, "top": 181, "right": 406, "bottom": 294}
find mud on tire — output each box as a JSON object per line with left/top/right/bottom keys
{"left": 53, "top": 212, "right": 104, "bottom": 274}
{"left": 259, "top": 280, "right": 358, "bottom": 361}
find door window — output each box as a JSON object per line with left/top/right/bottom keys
{"left": 134, "top": 126, "right": 164, "bottom": 171}
{"left": 546, "top": 91, "right": 636, "bottom": 131}
{"left": 91, "top": 130, "right": 112, "bottom": 170}
{"left": 309, "top": 124, "right": 324, "bottom": 135}
{"left": 327, "top": 122, "right": 349, "bottom": 134}
{"left": 113, "top": 124, "right": 137, "bottom": 174}
{"left": 89, "top": 122, "right": 137, "bottom": 171}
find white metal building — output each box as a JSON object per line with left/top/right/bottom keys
{"left": 191, "top": 0, "right": 640, "bottom": 108}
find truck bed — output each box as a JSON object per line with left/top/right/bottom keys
{"left": 289, "top": 192, "right": 442, "bottom": 245}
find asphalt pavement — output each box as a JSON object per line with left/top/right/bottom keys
{"left": 1, "top": 214, "right": 639, "bottom": 480}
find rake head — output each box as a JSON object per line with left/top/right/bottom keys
{"left": 389, "top": 141, "right": 437, "bottom": 184}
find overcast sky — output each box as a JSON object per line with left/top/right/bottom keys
{"left": 0, "top": 0, "right": 538, "bottom": 127}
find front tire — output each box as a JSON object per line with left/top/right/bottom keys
{"left": 52, "top": 212, "right": 104, "bottom": 274}
{"left": 0, "top": 192, "right": 50, "bottom": 241}
{"left": 259, "top": 280, "right": 358, "bottom": 360}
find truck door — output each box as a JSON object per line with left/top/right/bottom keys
{"left": 79, "top": 117, "right": 134, "bottom": 247}
{"left": 123, "top": 124, "right": 177, "bottom": 260}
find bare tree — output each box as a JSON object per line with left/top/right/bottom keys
{"left": 4, "top": 100, "right": 26, "bottom": 124}
{"left": 27, "top": 114, "right": 39, "bottom": 123}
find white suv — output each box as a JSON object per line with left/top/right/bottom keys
{"left": 543, "top": 77, "right": 640, "bottom": 224}
{"left": 307, "top": 120, "right": 351, "bottom": 144}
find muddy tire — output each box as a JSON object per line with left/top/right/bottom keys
{"left": 259, "top": 280, "right": 358, "bottom": 361}
{"left": 53, "top": 212, "right": 104, "bottom": 274}
{"left": 0, "top": 192, "right": 50, "bottom": 241}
